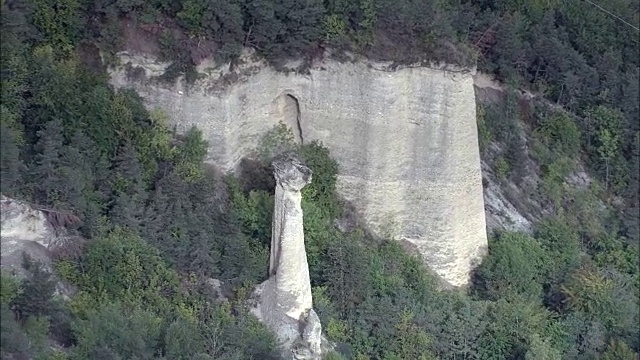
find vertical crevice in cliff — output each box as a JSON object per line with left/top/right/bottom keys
{"left": 276, "top": 94, "right": 304, "bottom": 145}
{"left": 291, "top": 95, "right": 304, "bottom": 145}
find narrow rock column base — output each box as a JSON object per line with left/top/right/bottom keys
{"left": 249, "top": 281, "right": 329, "bottom": 359}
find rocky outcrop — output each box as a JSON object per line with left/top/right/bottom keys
{"left": 109, "top": 49, "right": 488, "bottom": 287}
{"left": 0, "top": 195, "right": 77, "bottom": 297}
{"left": 1, "top": 195, "right": 58, "bottom": 275}
{"left": 250, "top": 154, "right": 325, "bottom": 359}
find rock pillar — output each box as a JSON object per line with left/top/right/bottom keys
{"left": 251, "top": 153, "right": 325, "bottom": 359}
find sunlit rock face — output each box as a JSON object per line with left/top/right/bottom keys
{"left": 1, "top": 195, "right": 57, "bottom": 276}
{"left": 109, "top": 49, "right": 488, "bottom": 287}
{"left": 0, "top": 195, "right": 77, "bottom": 297}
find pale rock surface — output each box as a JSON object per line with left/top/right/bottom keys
{"left": 0, "top": 195, "right": 76, "bottom": 297}
{"left": 1, "top": 195, "right": 58, "bottom": 276}
{"left": 205, "top": 278, "right": 228, "bottom": 303}
{"left": 108, "top": 49, "right": 488, "bottom": 287}
{"left": 301, "top": 309, "right": 323, "bottom": 355}
{"left": 250, "top": 154, "right": 325, "bottom": 359}
{"left": 481, "top": 160, "right": 533, "bottom": 234}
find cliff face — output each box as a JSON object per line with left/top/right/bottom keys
{"left": 109, "top": 50, "right": 487, "bottom": 287}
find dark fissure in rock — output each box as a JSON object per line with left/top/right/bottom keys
{"left": 277, "top": 94, "right": 304, "bottom": 145}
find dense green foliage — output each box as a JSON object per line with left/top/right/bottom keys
{"left": 1, "top": 0, "right": 638, "bottom": 359}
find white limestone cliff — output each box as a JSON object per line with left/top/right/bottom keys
{"left": 108, "top": 49, "right": 488, "bottom": 287}
{"left": 250, "top": 154, "right": 324, "bottom": 359}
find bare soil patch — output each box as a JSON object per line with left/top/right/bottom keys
{"left": 121, "top": 17, "right": 217, "bottom": 66}
{"left": 122, "top": 17, "right": 162, "bottom": 56}
{"left": 473, "top": 72, "right": 502, "bottom": 90}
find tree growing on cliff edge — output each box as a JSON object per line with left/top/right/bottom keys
{"left": 177, "top": 0, "right": 244, "bottom": 60}
{"left": 243, "top": 0, "right": 325, "bottom": 60}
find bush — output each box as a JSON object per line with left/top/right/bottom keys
{"left": 300, "top": 141, "right": 341, "bottom": 219}
{"left": 476, "top": 104, "right": 492, "bottom": 153}
{"left": 539, "top": 156, "right": 574, "bottom": 209}
{"left": 0, "top": 272, "right": 21, "bottom": 305}
{"left": 11, "top": 254, "right": 57, "bottom": 320}
{"left": 536, "top": 112, "right": 581, "bottom": 159}
{"left": 0, "top": 304, "right": 33, "bottom": 359}
{"left": 478, "top": 298, "right": 558, "bottom": 360}
{"left": 474, "top": 232, "right": 549, "bottom": 302}
{"left": 561, "top": 268, "right": 638, "bottom": 339}
{"left": 535, "top": 217, "right": 581, "bottom": 283}
{"left": 70, "top": 302, "right": 163, "bottom": 359}
{"left": 255, "top": 122, "right": 298, "bottom": 162}
{"left": 601, "top": 339, "right": 639, "bottom": 360}
{"left": 32, "top": 0, "right": 83, "bottom": 54}
{"left": 244, "top": 0, "right": 325, "bottom": 61}
{"left": 76, "top": 227, "right": 181, "bottom": 313}
{"left": 495, "top": 156, "right": 510, "bottom": 179}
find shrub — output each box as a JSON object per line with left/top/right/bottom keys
{"left": 536, "top": 112, "right": 581, "bottom": 159}
{"left": 476, "top": 104, "right": 492, "bottom": 153}
{"left": 535, "top": 217, "right": 581, "bottom": 283}
{"left": 474, "top": 232, "right": 549, "bottom": 302}
{"left": 495, "top": 156, "right": 510, "bottom": 179}
{"left": 324, "top": 14, "right": 348, "bottom": 42}
{"left": 70, "top": 302, "right": 163, "bottom": 359}
{"left": 0, "top": 272, "right": 21, "bottom": 305}
{"left": 77, "top": 227, "right": 181, "bottom": 313}
{"left": 300, "top": 141, "right": 341, "bottom": 219}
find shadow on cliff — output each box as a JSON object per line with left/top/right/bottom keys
{"left": 236, "top": 158, "right": 277, "bottom": 194}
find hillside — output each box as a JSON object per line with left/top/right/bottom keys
{"left": 1, "top": 0, "right": 639, "bottom": 359}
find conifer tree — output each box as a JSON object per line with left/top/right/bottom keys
{"left": 30, "top": 118, "right": 64, "bottom": 205}
{"left": 0, "top": 119, "right": 25, "bottom": 195}
{"left": 107, "top": 141, "right": 147, "bottom": 231}
{"left": 11, "top": 255, "right": 56, "bottom": 321}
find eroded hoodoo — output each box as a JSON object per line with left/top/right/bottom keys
{"left": 250, "top": 153, "right": 326, "bottom": 359}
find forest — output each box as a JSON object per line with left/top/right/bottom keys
{"left": 0, "top": 0, "right": 638, "bottom": 359}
